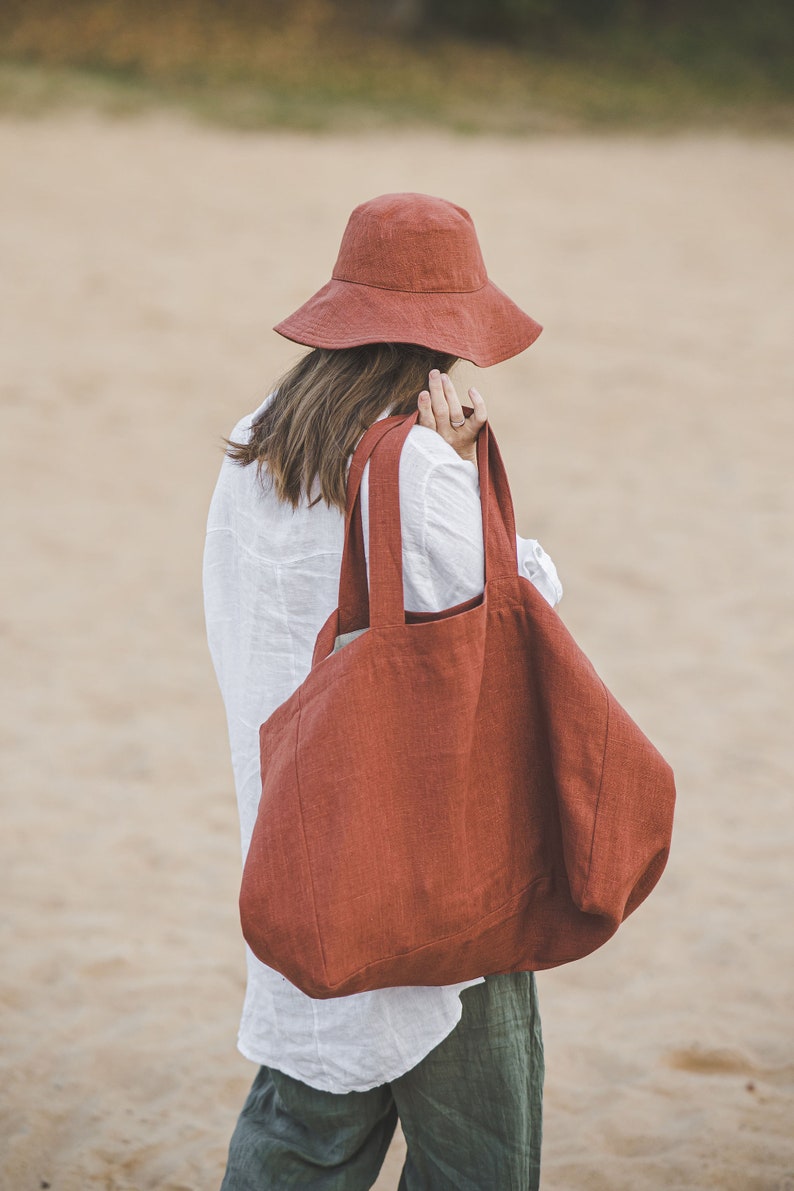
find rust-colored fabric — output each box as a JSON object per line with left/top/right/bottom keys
{"left": 240, "top": 413, "right": 676, "bottom": 999}
{"left": 273, "top": 193, "right": 542, "bottom": 367}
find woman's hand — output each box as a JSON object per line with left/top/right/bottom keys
{"left": 417, "top": 369, "right": 487, "bottom": 467}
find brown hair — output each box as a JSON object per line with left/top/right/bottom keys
{"left": 225, "top": 343, "right": 458, "bottom": 512}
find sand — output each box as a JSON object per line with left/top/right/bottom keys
{"left": 1, "top": 112, "right": 793, "bottom": 1190}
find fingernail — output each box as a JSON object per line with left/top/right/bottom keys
{"left": 441, "top": 373, "right": 449, "bottom": 381}
{"left": 430, "top": 369, "right": 439, "bottom": 378}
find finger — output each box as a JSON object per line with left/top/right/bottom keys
{"left": 417, "top": 390, "right": 436, "bottom": 429}
{"left": 441, "top": 373, "right": 466, "bottom": 429}
{"left": 451, "top": 388, "right": 487, "bottom": 449}
{"left": 467, "top": 387, "right": 488, "bottom": 430}
{"left": 428, "top": 369, "right": 451, "bottom": 428}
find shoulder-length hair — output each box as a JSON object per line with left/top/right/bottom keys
{"left": 224, "top": 343, "right": 458, "bottom": 513}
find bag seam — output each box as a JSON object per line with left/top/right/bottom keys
{"left": 319, "top": 872, "right": 558, "bottom": 994}
{"left": 582, "top": 679, "right": 611, "bottom": 905}
{"left": 292, "top": 685, "right": 331, "bottom": 989}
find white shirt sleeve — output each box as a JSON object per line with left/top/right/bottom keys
{"left": 414, "top": 453, "right": 485, "bottom": 612}
{"left": 363, "top": 426, "right": 562, "bottom": 614}
{"left": 517, "top": 535, "right": 563, "bottom": 608}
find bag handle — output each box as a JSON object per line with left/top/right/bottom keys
{"left": 337, "top": 415, "right": 407, "bottom": 632}
{"left": 339, "top": 412, "right": 519, "bottom": 632}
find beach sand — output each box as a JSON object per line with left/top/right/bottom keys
{"left": 1, "top": 113, "right": 792, "bottom": 1189}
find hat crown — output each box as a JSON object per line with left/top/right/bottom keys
{"left": 332, "top": 193, "right": 487, "bottom": 295}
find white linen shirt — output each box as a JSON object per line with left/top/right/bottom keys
{"left": 203, "top": 397, "right": 562, "bottom": 1093}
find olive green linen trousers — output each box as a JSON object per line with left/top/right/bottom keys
{"left": 220, "top": 972, "right": 543, "bottom": 1190}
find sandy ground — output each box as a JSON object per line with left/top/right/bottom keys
{"left": 1, "top": 113, "right": 793, "bottom": 1190}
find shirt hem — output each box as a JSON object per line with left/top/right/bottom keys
{"left": 235, "top": 977, "right": 485, "bottom": 1094}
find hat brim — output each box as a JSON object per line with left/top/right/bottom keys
{"left": 273, "top": 278, "right": 542, "bottom": 368}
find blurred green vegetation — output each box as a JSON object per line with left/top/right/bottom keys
{"left": 0, "top": 0, "right": 791, "bottom": 132}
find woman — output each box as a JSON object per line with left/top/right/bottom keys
{"left": 204, "top": 193, "right": 562, "bottom": 1189}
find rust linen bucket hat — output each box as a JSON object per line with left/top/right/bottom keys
{"left": 273, "top": 192, "right": 542, "bottom": 367}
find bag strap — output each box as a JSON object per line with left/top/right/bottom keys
{"left": 338, "top": 415, "right": 407, "bottom": 632}
{"left": 479, "top": 420, "right": 520, "bottom": 580}
{"left": 339, "top": 411, "right": 520, "bottom": 632}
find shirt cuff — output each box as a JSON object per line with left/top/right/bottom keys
{"left": 516, "top": 536, "right": 563, "bottom": 607}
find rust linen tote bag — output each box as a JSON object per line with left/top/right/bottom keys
{"left": 240, "top": 412, "right": 676, "bottom": 999}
